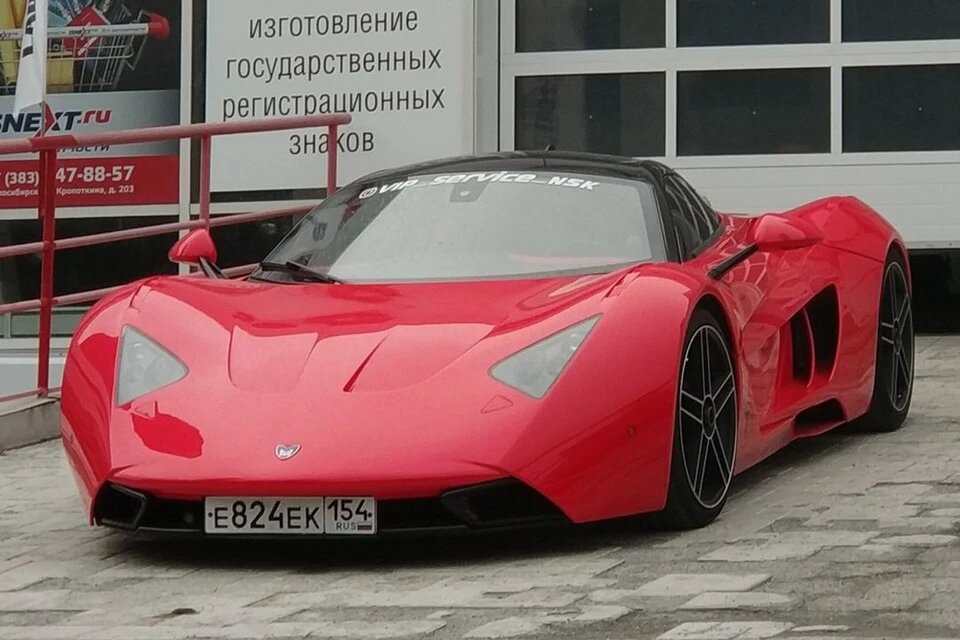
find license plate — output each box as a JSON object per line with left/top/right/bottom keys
{"left": 204, "top": 497, "right": 377, "bottom": 535}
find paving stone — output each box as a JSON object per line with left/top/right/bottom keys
{"left": 812, "top": 544, "right": 918, "bottom": 563}
{"left": 806, "top": 504, "right": 920, "bottom": 524}
{"left": 928, "top": 508, "right": 960, "bottom": 518}
{"left": 874, "top": 534, "right": 957, "bottom": 547}
{"left": 0, "top": 590, "right": 79, "bottom": 612}
{"left": 637, "top": 574, "right": 771, "bottom": 597}
{"left": 461, "top": 604, "right": 630, "bottom": 639}
{"left": 701, "top": 531, "right": 879, "bottom": 562}
{"left": 0, "top": 561, "right": 124, "bottom": 592}
{"left": 72, "top": 627, "right": 212, "bottom": 640}
{"left": 657, "top": 621, "right": 794, "bottom": 639}
{"left": 808, "top": 592, "right": 925, "bottom": 613}
{"left": 570, "top": 604, "right": 631, "bottom": 623}
{"left": 0, "top": 627, "right": 97, "bottom": 639}
{"left": 909, "top": 493, "right": 960, "bottom": 506}
{"left": 678, "top": 592, "right": 795, "bottom": 611}
{"left": 876, "top": 517, "right": 960, "bottom": 533}
{"left": 293, "top": 620, "right": 448, "bottom": 638}
{"left": 258, "top": 585, "right": 583, "bottom": 609}
{"left": 465, "top": 617, "right": 546, "bottom": 639}
{"left": 700, "top": 543, "right": 823, "bottom": 562}
{"left": 91, "top": 561, "right": 197, "bottom": 580}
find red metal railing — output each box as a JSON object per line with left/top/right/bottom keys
{"left": 0, "top": 113, "right": 352, "bottom": 402}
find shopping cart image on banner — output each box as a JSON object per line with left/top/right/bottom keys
{"left": 0, "top": 0, "right": 169, "bottom": 96}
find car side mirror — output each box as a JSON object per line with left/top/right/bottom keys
{"left": 749, "top": 215, "right": 821, "bottom": 252}
{"left": 168, "top": 229, "right": 224, "bottom": 279}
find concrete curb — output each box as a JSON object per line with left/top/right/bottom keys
{"left": 0, "top": 399, "right": 60, "bottom": 452}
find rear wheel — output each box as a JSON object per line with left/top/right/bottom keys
{"left": 655, "top": 308, "right": 737, "bottom": 530}
{"left": 851, "top": 251, "right": 914, "bottom": 433}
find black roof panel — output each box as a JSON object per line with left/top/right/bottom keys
{"left": 352, "top": 151, "right": 672, "bottom": 186}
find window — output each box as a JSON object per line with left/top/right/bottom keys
{"left": 844, "top": 65, "right": 960, "bottom": 152}
{"left": 664, "top": 176, "right": 717, "bottom": 259}
{"left": 911, "top": 250, "right": 960, "bottom": 333}
{"left": 843, "top": 0, "right": 960, "bottom": 42}
{"left": 211, "top": 218, "right": 297, "bottom": 268}
{"left": 678, "top": 0, "right": 829, "bottom": 47}
{"left": 515, "top": 73, "right": 666, "bottom": 156}
{"left": 672, "top": 175, "right": 721, "bottom": 238}
{"left": 0, "top": 217, "right": 296, "bottom": 337}
{"left": 515, "top": 0, "right": 665, "bottom": 52}
{"left": 678, "top": 68, "right": 831, "bottom": 156}
{"left": 0, "top": 218, "right": 178, "bottom": 309}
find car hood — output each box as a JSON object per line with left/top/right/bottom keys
{"left": 123, "top": 270, "right": 633, "bottom": 395}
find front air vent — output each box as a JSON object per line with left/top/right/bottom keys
{"left": 441, "top": 479, "right": 568, "bottom": 529}
{"left": 93, "top": 484, "right": 148, "bottom": 530}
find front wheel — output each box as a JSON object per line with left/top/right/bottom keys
{"left": 655, "top": 308, "right": 738, "bottom": 530}
{"left": 850, "top": 250, "right": 914, "bottom": 433}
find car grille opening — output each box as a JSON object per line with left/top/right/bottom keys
{"left": 94, "top": 478, "right": 567, "bottom": 535}
{"left": 440, "top": 479, "right": 567, "bottom": 528}
{"left": 377, "top": 497, "right": 462, "bottom": 531}
{"left": 139, "top": 497, "right": 204, "bottom": 531}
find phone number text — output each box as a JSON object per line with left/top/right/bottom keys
{"left": 3, "top": 165, "right": 136, "bottom": 188}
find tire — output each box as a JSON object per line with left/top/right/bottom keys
{"left": 849, "top": 250, "right": 914, "bottom": 433}
{"left": 654, "top": 307, "right": 738, "bottom": 530}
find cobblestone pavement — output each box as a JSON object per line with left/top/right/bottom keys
{"left": 1, "top": 336, "right": 959, "bottom": 640}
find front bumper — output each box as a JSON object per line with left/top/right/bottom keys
{"left": 93, "top": 478, "right": 570, "bottom": 537}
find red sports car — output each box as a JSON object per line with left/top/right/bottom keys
{"left": 60, "top": 152, "right": 914, "bottom": 536}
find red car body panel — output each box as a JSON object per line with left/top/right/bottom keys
{"left": 60, "top": 189, "right": 906, "bottom": 529}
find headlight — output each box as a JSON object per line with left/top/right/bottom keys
{"left": 490, "top": 316, "right": 600, "bottom": 399}
{"left": 116, "top": 326, "right": 188, "bottom": 406}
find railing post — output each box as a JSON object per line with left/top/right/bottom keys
{"left": 327, "top": 124, "right": 339, "bottom": 197}
{"left": 199, "top": 134, "right": 212, "bottom": 228}
{"left": 36, "top": 148, "right": 58, "bottom": 398}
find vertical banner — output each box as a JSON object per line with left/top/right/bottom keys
{"left": 14, "top": 0, "right": 47, "bottom": 115}
{"left": 0, "top": 0, "right": 181, "bottom": 208}
{"left": 205, "top": 0, "right": 475, "bottom": 193}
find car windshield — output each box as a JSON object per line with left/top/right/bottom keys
{"left": 258, "top": 170, "right": 661, "bottom": 283}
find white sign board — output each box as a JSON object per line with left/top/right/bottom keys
{"left": 206, "top": 0, "right": 475, "bottom": 192}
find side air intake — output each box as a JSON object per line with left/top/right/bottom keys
{"left": 789, "top": 286, "right": 840, "bottom": 385}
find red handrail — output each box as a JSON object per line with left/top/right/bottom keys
{"left": 0, "top": 113, "right": 351, "bottom": 402}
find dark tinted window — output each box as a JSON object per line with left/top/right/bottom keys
{"left": 678, "top": 0, "right": 829, "bottom": 46}
{"left": 0, "top": 216, "right": 295, "bottom": 310}
{"left": 516, "top": 0, "right": 665, "bottom": 52}
{"left": 678, "top": 68, "right": 831, "bottom": 156}
{"left": 844, "top": 65, "right": 960, "bottom": 152}
{"left": 911, "top": 251, "right": 960, "bottom": 333}
{"left": 0, "top": 218, "right": 177, "bottom": 308}
{"left": 664, "top": 179, "right": 703, "bottom": 259}
{"left": 843, "top": 0, "right": 960, "bottom": 42}
{"left": 663, "top": 176, "right": 719, "bottom": 260}
{"left": 672, "top": 175, "right": 720, "bottom": 238}
{"left": 516, "top": 73, "right": 666, "bottom": 156}
{"left": 212, "top": 218, "right": 297, "bottom": 268}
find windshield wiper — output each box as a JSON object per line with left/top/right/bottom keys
{"left": 258, "top": 260, "right": 345, "bottom": 284}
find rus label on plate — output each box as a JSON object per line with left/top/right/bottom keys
{"left": 204, "top": 497, "right": 376, "bottom": 535}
